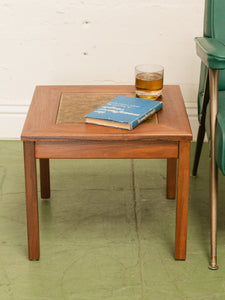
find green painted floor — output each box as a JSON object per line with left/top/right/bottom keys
{"left": 1, "top": 140, "right": 225, "bottom": 299}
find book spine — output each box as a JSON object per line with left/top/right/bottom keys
{"left": 130, "top": 102, "right": 163, "bottom": 129}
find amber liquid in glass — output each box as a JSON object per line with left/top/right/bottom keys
{"left": 135, "top": 72, "right": 163, "bottom": 100}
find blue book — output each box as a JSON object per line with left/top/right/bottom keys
{"left": 85, "top": 96, "right": 163, "bottom": 130}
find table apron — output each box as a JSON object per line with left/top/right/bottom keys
{"left": 35, "top": 140, "right": 179, "bottom": 159}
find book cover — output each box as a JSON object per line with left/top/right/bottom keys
{"left": 84, "top": 96, "right": 163, "bottom": 130}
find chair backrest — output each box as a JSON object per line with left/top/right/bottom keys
{"left": 204, "top": 0, "right": 225, "bottom": 42}
{"left": 203, "top": 0, "right": 225, "bottom": 91}
{"left": 198, "top": 0, "right": 225, "bottom": 120}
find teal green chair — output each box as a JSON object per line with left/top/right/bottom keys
{"left": 193, "top": 0, "right": 225, "bottom": 269}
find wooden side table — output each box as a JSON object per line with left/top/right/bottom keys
{"left": 21, "top": 85, "right": 192, "bottom": 260}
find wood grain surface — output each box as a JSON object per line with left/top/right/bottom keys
{"left": 21, "top": 85, "right": 192, "bottom": 142}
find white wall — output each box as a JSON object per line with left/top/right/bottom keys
{"left": 0, "top": 0, "right": 204, "bottom": 139}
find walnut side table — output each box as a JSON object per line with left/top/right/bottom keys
{"left": 21, "top": 85, "right": 192, "bottom": 260}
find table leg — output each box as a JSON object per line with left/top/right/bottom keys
{"left": 23, "top": 141, "right": 40, "bottom": 260}
{"left": 167, "top": 158, "right": 177, "bottom": 199}
{"left": 40, "top": 159, "right": 50, "bottom": 199}
{"left": 175, "top": 141, "right": 190, "bottom": 260}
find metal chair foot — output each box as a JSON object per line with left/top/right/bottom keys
{"left": 208, "top": 255, "right": 218, "bottom": 270}
{"left": 208, "top": 263, "right": 219, "bottom": 270}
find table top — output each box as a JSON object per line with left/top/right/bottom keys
{"left": 21, "top": 85, "right": 192, "bottom": 142}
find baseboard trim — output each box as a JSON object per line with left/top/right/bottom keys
{"left": 0, "top": 104, "right": 29, "bottom": 140}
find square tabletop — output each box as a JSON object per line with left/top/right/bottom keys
{"left": 21, "top": 85, "right": 192, "bottom": 142}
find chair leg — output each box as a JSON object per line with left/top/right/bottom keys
{"left": 192, "top": 123, "right": 206, "bottom": 176}
{"left": 208, "top": 68, "right": 219, "bottom": 270}
{"left": 192, "top": 71, "right": 209, "bottom": 176}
